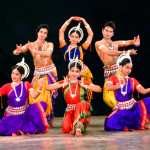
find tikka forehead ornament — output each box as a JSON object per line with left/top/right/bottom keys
{"left": 117, "top": 51, "right": 132, "bottom": 67}
{"left": 68, "top": 22, "right": 84, "bottom": 42}
{"left": 16, "top": 57, "right": 30, "bottom": 78}
{"left": 68, "top": 56, "right": 83, "bottom": 70}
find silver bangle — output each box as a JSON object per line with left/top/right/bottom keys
{"left": 85, "top": 24, "right": 89, "bottom": 29}
{"left": 62, "top": 83, "right": 64, "bottom": 88}
{"left": 85, "top": 85, "right": 88, "bottom": 90}
{"left": 15, "top": 51, "right": 19, "bottom": 55}
{"left": 37, "top": 88, "right": 42, "bottom": 93}
{"left": 33, "top": 49, "right": 35, "bottom": 54}
{"left": 65, "top": 21, "right": 69, "bottom": 26}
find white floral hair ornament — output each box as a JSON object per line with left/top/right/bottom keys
{"left": 117, "top": 51, "right": 132, "bottom": 67}
{"left": 68, "top": 56, "right": 83, "bottom": 70}
{"left": 68, "top": 22, "right": 84, "bottom": 43}
{"left": 16, "top": 57, "right": 30, "bottom": 79}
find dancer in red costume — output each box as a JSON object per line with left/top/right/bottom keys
{"left": 46, "top": 57, "right": 102, "bottom": 137}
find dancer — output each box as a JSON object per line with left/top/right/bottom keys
{"left": 59, "top": 16, "right": 93, "bottom": 104}
{"left": 0, "top": 58, "right": 49, "bottom": 136}
{"left": 95, "top": 21, "right": 139, "bottom": 109}
{"left": 104, "top": 53, "right": 150, "bottom": 131}
{"left": 46, "top": 57, "right": 102, "bottom": 137}
{"left": 13, "top": 24, "right": 58, "bottom": 127}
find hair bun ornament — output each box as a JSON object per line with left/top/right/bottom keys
{"left": 68, "top": 56, "right": 83, "bottom": 70}
{"left": 16, "top": 57, "right": 30, "bottom": 78}
{"left": 68, "top": 22, "right": 84, "bottom": 42}
{"left": 117, "top": 51, "right": 132, "bottom": 67}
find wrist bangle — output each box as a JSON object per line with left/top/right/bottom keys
{"left": 33, "top": 49, "right": 35, "bottom": 54}
{"left": 15, "top": 51, "right": 19, "bottom": 55}
{"left": 37, "top": 88, "right": 42, "bottom": 93}
{"left": 120, "top": 84, "right": 123, "bottom": 89}
{"left": 85, "top": 24, "right": 89, "bottom": 29}
{"left": 62, "top": 83, "right": 65, "bottom": 88}
{"left": 85, "top": 85, "right": 88, "bottom": 90}
{"left": 65, "top": 21, "right": 69, "bottom": 26}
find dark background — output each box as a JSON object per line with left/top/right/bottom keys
{"left": 0, "top": 0, "right": 150, "bottom": 118}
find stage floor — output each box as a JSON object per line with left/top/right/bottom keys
{"left": 0, "top": 116, "right": 150, "bottom": 150}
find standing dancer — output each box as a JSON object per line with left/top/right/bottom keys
{"left": 46, "top": 57, "right": 102, "bottom": 137}
{"left": 59, "top": 16, "right": 93, "bottom": 104}
{"left": 95, "top": 21, "right": 139, "bottom": 109}
{"left": 104, "top": 53, "right": 150, "bottom": 131}
{"left": 13, "top": 24, "right": 57, "bottom": 127}
{"left": 0, "top": 58, "right": 49, "bottom": 136}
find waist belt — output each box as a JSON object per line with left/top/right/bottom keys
{"left": 114, "top": 98, "right": 136, "bottom": 110}
{"left": 6, "top": 104, "right": 28, "bottom": 115}
{"left": 34, "top": 63, "right": 56, "bottom": 75}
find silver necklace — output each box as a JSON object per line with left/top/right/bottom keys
{"left": 103, "top": 39, "right": 113, "bottom": 50}
{"left": 69, "top": 78, "right": 78, "bottom": 83}
{"left": 69, "top": 45, "right": 78, "bottom": 61}
{"left": 36, "top": 41, "right": 47, "bottom": 57}
{"left": 13, "top": 82, "right": 23, "bottom": 102}
{"left": 118, "top": 75, "right": 128, "bottom": 96}
{"left": 69, "top": 80, "right": 78, "bottom": 98}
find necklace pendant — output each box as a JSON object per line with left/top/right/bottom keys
{"left": 16, "top": 97, "right": 20, "bottom": 102}
{"left": 71, "top": 94, "right": 76, "bottom": 98}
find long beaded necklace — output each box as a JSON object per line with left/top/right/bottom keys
{"left": 12, "top": 82, "right": 23, "bottom": 102}
{"left": 69, "top": 79, "right": 78, "bottom": 98}
{"left": 103, "top": 39, "right": 113, "bottom": 50}
{"left": 68, "top": 45, "right": 78, "bottom": 61}
{"left": 118, "top": 75, "right": 128, "bottom": 96}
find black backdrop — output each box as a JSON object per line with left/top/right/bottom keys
{"left": 0, "top": 0, "right": 150, "bottom": 118}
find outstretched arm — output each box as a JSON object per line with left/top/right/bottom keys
{"left": 59, "top": 16, "right": 77, "bottom": 42}
{"left": 105, "top": 83, "right": 121, "bottom": 91}
{"left": 115, "top": 35, "right": 140, "bottom": 48}
{"left": 136, "top": 86, "right": 150, "bottom": 95}
{"left": 13, "top": 43, "right": 29, "bottom": 55}
{"left": 95, "top": 42, "right": 137, "bottom": 56}
{"left": 79, "top": 17, "right": 93, "bottom": 45}
{"left": 79, "top": 78, "right": 102, "bottom": 93}
{"left": 46, "top": 76, "right": 68, "bottom": 91}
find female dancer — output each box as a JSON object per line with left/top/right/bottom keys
{"left": 46, "top": 57, "right": 102, "bottom": 137}
{"left": 59, "top": 16, "right": 94, "bottom": 103}
{"left": 104, "top": 53, "right": 150, "bottom": 131}
{"left": 0, "top": 58, "right": 49, "bottom": 136}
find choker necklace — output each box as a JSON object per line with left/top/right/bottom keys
{"left": 103, "top": 39, "right": 113, "bottom": 50}
{"left": 118, "top": 75, "right": 128, "bottom": 96}
{"left": 13, "top": 82, "right": 23, "bottom": 102}
{"left": 69, "top": 78, "right": 78, "bottom": 83}
{"left": 69, "top": 80, "right": 78, "bottom": 98}
{"left": 69, "top": 45, "right": 78, "bottom": 61}
{"left": 35, "top": 41, "right": 47, "bottom": 57}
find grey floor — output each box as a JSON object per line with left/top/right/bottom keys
{"left": 0, "top": 116, "right": 150, "bottom": 150}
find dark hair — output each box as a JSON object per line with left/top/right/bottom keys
{"left": 103, "top": 21, "right": 116, "bottom": 31}
{"left": 36, "top": 24, "right": 49, "bottom": 34}
{"left": 69, "top": 62, "right": 82, "bottom": 71}
{"left": 70, "top": 30, "right": 81, "bottom": 37}
{"left": 119, "top": 58, "right": 131, "bottom": 67}
{"left": 11, "top": 65, "right": 25, "bottom": 75}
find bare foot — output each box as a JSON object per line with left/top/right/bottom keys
{"left": 145, "top": 119, "right": 150, "bottom": 129}
{"left": 75, "top": 128, "right": 83, "bottom": 137}
{"left": 48, "top": 117, "right": 54, "bottom": 128}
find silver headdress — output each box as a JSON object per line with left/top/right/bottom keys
{"left": 117, "top": 51, "right": 132, "bottom": 67}
{"left": 16, "top": 57, "right": 30, "bottom": 79}
{"left": 68, "top": 56, "right": 83, "bottom": 70}
{"left": 68, "top": 22, "right": 84, "bottom": 43}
